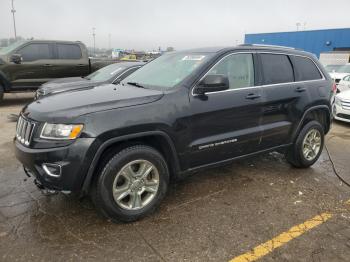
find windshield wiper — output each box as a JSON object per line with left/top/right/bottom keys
{"left": 126, "top": 82, "right": 147, "bottom": 89}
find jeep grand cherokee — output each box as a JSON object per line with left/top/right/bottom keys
{"left": 14, "top": 45, "right": 334, "bottom": 222}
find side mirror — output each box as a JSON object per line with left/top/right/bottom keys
{"left": 11, "top": 54, "right": 22, "bottom": 64}
{"left": 194, "top": 74, "right": 229, "bottom": 95}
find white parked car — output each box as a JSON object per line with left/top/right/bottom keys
{"left": 329, "top": 63, "right": 350, "bottom": 85}
{"left": 337, "top": 75, "right": 350, "bottom": 92}
{"left": 334, "top": 89, "right": 350, "bottom": 123}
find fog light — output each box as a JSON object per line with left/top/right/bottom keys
{"left": 42, "top": 163, "right": 62, "bottom": 177}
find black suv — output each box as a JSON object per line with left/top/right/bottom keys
{"left": 14, "top": 45, "right": 334, "bottom": 222}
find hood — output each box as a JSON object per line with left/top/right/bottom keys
{"left": 23, "top": 84, "right": 164, "bottom": 122}
{"left": 39, "top": 77, "right": 105, "bottom": 96}
{"left": 329, "top": 72, "right": 349, "bottom": 80}
{"left": 336, "top": 89, "right": 350, "bottom": 100}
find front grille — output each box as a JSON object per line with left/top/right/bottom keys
{"left": 341, "top": 99, "right": 350, "bottom": 110}
{"left": 16, "top": 115, "right": 36, "bottom": 146}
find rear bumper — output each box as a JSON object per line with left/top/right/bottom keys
{"left": 14, "top": 138, "right": 95, "bottom": 192}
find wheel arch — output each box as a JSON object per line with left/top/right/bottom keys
{"left": 81, "top": 131, "right": 181, "bottom": 195}
{"left": 292, "top": 105, "right": 331, "bottom": 141}
{"left": 0, "top": 71, "right": 11, "bottom": 91}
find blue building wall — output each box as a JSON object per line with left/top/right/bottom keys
{"left": 244, "top": 28, "right": 350, "bottom": 57}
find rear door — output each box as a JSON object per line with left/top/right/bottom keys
{"left": 189, "top": 52, "right": 264, "bottom": 168}
{"left": 49, "top": 43, "right": 89, "bottom": 79}
{"left": 8, "top": 42, "right": 54, "bottom": 89}
{"left": 258, "top": 53, "right": 312, "bottom": 149}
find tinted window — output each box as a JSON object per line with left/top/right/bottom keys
{"left": 343, "top": 75, "right": 350, "bottom": 81}
{"left": 208, "top": 53, "right": 255, "bottom": 89}
{"left": 293, "top": 56, "right": 322, "bottom": 81}
{"left": 261, "top": 54, "right": 294, "bottom": 84}
{"left": 17, "top": 43, "right": 51, "bottom": 62}
{"left": 57, "top": 44, "right": 81, "bottom": 59}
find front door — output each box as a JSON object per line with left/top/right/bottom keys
{"left": 8, "top": 42, "right": 54, "bottom": 89}
{"left": 189, "top": 53, "right": 264, "bottom": 168}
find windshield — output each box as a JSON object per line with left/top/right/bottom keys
{"left": 337, "top": 64, "right": 350, "bottom": 73}
{"left": 122, "top": 52, "right": 213, "bottom": 90}
{"left": 85, "top": 63, "right": 127, "bottom": 81}
{"left": 0, "top": 40, "right": 26, "bottom": 55}
{"left": 325, "top": 64, "right": 342, "bottom": 73}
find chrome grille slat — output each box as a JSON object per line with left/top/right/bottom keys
{"left": 21, "top": 121, "right": 27, "bottom": 143}
{"left": 341, "top": 100, "right": 350, "bottom": 111}
{"left": 16, "top": 115, "right": 36, "bottom": 146}
{"left": 16, "top": 117, "right": 23, "bottom": 139}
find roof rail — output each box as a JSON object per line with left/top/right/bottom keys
{"left": 239, "top": 44, "right": 296, "bottom": 50}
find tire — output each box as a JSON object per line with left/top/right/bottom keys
{"left": 0, "top": 84, "right": 3, "bottom": 102}
{"left": 286, "top": 120, "right": 324, "bottom": 168}
{"left": 91, "top": 145, "right": 169, "bottom": 222}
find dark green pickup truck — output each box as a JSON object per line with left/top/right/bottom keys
{"left": 0, "top": 40, "right": 114, "bottom": 101}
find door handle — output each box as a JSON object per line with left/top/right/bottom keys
{"left": 43, "top": 64, "right": 53, "bottom": 67}
{"left": 295, "top": 87, "right": 306, "bottom": 92}
{"left": 245, "top": 93, "right": 261, "bottom": 100}
{"left": 76, "top": 64, "right": 85, "bottom": 67}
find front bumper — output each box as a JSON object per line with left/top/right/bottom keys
{"left": 334, "top": 104, "right": 350, "bottom": 123}
{"left": 14, "top": 138, "right": 95, "bottom": 192}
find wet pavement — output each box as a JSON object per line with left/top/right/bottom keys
{"left": 1, "top": 93, "right": 350, "bottom": 261}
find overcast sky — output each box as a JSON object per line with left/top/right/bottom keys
{"left": 0, "top": 0, "right": 349, "bottom": 50}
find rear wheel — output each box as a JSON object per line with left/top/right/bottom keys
{"left": 286, "top": 121, "right": 324, "bottom": 168}
{"left": 0, "top": 84, "right": 4, "bottom": 102}
{"left": 91, "top": 145, "right": 169, "bottom": 222}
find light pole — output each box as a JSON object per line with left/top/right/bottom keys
{"left": 92, "top": 27, "right": 96, "bottom": 56}
{"left": 11, "top": 0, "right": 17, "bottom": 39}
{"left": 108, "top": 33, "right": 111, "bottom": 50}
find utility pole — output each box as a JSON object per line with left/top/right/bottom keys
{"left": 92, "top": 27, "right": 96, "bottom": 56}
{"left": 11, "top": 0, "right": 17, "bottom": 39}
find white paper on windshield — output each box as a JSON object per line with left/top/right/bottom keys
{"left": 182, "top": 55, "right": 205, "bottom": 61}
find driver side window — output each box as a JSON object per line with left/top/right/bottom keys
{"left": 17, "top": 43, "right": 51, "bottom": 62}
{"left": 208, "top": 53, "right": 255, "bottom": 89}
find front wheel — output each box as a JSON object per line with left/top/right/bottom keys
{"left": 91, "top": 145, "right": 169, "bottom": 222}
{"left": 286, "top": 121, "right": 324, "bottom": 168}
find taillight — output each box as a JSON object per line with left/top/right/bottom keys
{"left": 332, "top": 83, "right": 337, "bottom": 93}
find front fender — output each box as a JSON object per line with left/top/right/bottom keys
{"left": 80, "top": 130, "right": 180, "bottom": 195}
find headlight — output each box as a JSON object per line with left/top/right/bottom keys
{"left": 40, "top": 123, "right": 83, "bottom": 140}
{"left": 335, "top": 96, "right": 342, "bottom": 106}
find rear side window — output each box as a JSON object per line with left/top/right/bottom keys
{"left": 261, "top": 54, "right": 294, "bottom": 85}
{"left": 293, "top": 56, "right": 322, "bottom": 81}
{"left": 17, "top": 43, "right": 51, "bottom": 62}
{"left": 57, "top": 44, "right": 82, "bottom": 59}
